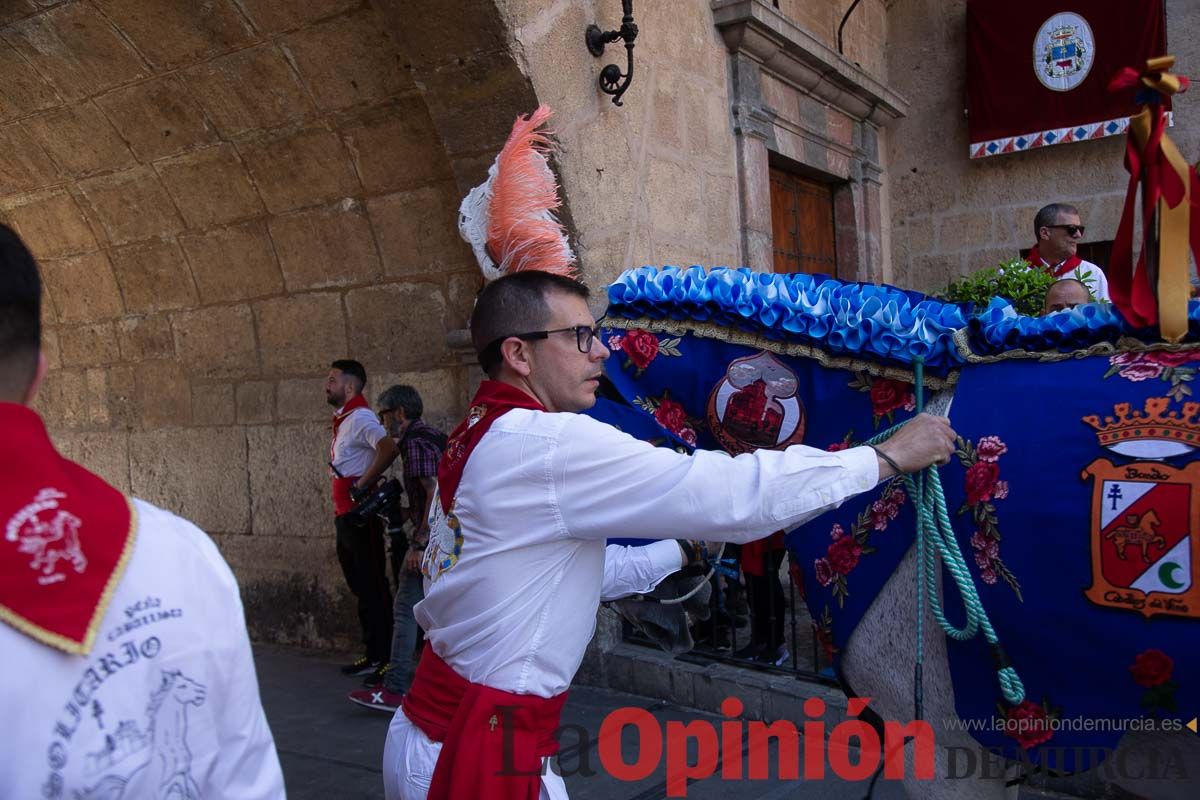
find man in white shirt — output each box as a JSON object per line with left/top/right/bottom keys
{"left": 0, "top": 224, "right": 285, "bottom": 799}
{"left": 326, "top": 359, "right": 399, "bottom": 676}
{"left": 1026, "top": 203, "right": 1110, "bottom": 301}
{"left": 383, "top": 270, "right": 956, "bottom": 800}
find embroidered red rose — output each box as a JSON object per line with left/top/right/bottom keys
{"left": 869, "top": 378, "right": 911, "bottom": 416}
{"left": 980, "top": 567, "right": 997, "bottom": 584}
{"left": 827, "top": 535, "right": 862, "bottom": 575}
{"left": 975, "top": 435, "right": 1008, "bottom": 463}
{"left": 1143, "top": 350, "right": 1200, "bottom": 368}
{"left": 654, "top": 397, "right": 688, "bottom": 435}
{"left": 827, "top": 441, "right": 850, "bottom": 452}
{"left": 870, "top": 500, "right": 890, "bottom": 531}
{"left": 965, "top": 461, "right": 1000, "bottom": 505}
{"left": 814, "top": 557, "right": 834, "bottom": 587}
{"left": 623, "top": 329, "right": 660, "bottom": 370}
{"left": 1118, "top": 362, "right": 1165, "bottom": 382}
{"left": 1004, "top": 701, "right": 1054, "bottom": 750}
{"left": 1130, "top": 649, "right": 1174, "bottom": 688}
{"left": 680, "top": 428, "right": 697, "bottom": 447}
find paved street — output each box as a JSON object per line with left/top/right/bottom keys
{"left": 256, "top": 645, "right": 907, "bottom": 800}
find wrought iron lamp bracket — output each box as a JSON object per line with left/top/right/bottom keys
{"left": 586, "top": 1, "right": 637, "bottom": 106}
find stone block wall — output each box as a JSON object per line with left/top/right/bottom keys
{"left": 497, "top": 0, "right": 744, "bottom": 292}
{"left": 775, "top": 0, "right": 888, "bottom": 78}
{"left": 0, "top": 0, "right": 477, "bottom": 648}
{"left": 885, "top": 0, "right": 1200, "bottom": 292}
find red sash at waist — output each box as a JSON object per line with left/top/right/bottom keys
{"left": 401, "top": 644, "right": 568, "bottom": 800}
{"left": 331, "top": 476, "right": 359, "bottom": 517}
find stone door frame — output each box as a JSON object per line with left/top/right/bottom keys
{"left": 713, "top": 0, "right": 908, "bottom": 283}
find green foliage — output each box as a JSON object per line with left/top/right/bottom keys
{"left": 935, "top": 258, "right": 1058, "bottom": 316}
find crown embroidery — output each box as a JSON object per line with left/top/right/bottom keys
{"left": 1083, "top": 397, "right": 1200, "bottom": 459}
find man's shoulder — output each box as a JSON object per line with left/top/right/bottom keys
{"left": 129, "top": 499, "right": 237, "bottom": 586}
{"left": 492, "top": 407, "right": 635, "bottom": 443}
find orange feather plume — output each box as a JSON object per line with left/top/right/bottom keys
{"left": 484, "top": 106, "right": 577, "bottom": 278}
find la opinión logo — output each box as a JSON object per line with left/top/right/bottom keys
{"left": 499, "top": 695, "right": 935, "bottom": 797}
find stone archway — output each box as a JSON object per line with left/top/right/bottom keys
{"left": 0, "top": 0, "right": 538, "bottom": 647}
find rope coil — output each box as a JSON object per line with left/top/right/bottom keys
{"left": 868, "top": 361, "right": 1025, "bottom": 713}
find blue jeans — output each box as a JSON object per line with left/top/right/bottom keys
{"left": 385, "top": 561, "right": 424, "bottom": 693}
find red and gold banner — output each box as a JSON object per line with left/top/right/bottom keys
{"left": 966, "top": 1, "right": 1166, "bottom": 158}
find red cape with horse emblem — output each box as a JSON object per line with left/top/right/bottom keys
{"left": 0, "top": 403, "right": 136, "bottom": 654}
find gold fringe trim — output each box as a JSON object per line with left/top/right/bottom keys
{"left": 952, "top": 328, "right": 1200, "bottom": 364}
{"left": 604, "top": 317, "right": 960, "bottom": 390}
{"left": 0, "top": 497, "right": 139, "bottom": 656}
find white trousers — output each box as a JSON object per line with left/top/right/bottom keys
{"left": 382, "top": 708, "right": 568, "bottom": 800}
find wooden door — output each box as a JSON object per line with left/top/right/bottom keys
{"left": 769, "top": 167, "right": 837, "bottom": 276}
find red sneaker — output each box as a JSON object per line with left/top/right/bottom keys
{"left": 347, "top": 687, "right": 403, "bottom": 712}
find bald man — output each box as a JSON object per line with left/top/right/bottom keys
{"left": 1042, "top": 278, "right": 1092, "bottom": 315}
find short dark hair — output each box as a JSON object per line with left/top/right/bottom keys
{"left": 330, "top": 359, "right": 366, "bottom": 390}
{"left": 1034, "top": 203, "right": 1079, "bottom": 237}
{"left": 469, "top": 272, "right": 590, "bottom": 375}
{"left": 0, "top": 224, "right": 42, "bottom": 397}
{"left": 377, "top": 384, "right": 423, "bottom": 420}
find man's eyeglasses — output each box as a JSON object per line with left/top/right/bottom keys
{"left": 1045, "top": 224, "right": 1086, "bottom": 237}
{"left": 480, "top": 324, "right": 601, "bottom": 369}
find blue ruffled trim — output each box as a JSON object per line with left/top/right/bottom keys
{"left": 967, "top": 296, "right": 1200, "bottom": 355}
{"left": 606, "top": 266, "right": 969, "bottom": 369}
{"left": 604, "top": 266, "right": 1200, "bottom": 365}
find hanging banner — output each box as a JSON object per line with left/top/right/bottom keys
{"left": 966, "top": 0, "right": 1166, "bottom": 159}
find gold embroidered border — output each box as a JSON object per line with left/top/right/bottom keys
{"left": 603, "top": 317, "right": 960, "bottom": 390}
{"left": 952, "top": 328, "right": 1200, "bottom": 364}
{"left": 0, "top": 497, "right": 138, "bottom": 655}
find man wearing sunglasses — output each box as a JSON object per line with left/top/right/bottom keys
{"left": 383, "top": 270, "right": 957, "bottom": 800}
{"left": 1026, "top": 203, "right": 1109, "bottom": 301}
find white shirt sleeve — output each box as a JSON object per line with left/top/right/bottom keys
{"left": 352, "top": 407, "right": 387, "bottom": 450}
{"left": 552, "top": 414, "right": 879, "bottom": 544}
{"left": 600, "top": 541, "right": 684, "bottom": 601}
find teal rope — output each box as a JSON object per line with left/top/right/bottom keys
{"left": 867, "top": 369, "right": 1025, "bottom": 708}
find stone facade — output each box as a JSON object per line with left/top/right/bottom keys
{"left": 1, "top": 0, "right": 478, "bottom": 648}
{"left": 7, "top": 0, "right": 1198, "bottom": 649}
{"left": 885, "top": 0, "right": 1200, "bottom": 292}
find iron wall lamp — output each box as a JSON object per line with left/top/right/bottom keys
{"left": 586, "top": 0, "right": 638, "bottom": 106}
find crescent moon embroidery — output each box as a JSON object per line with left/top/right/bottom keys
{"left": 1159, "top": 561, "right": 1185, "bottom": 590}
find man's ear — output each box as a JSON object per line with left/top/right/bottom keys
{"left": 22, "top": 350, "right": 47, "bottom": 406}
{"left": 1037, "top": 226, "right": 1049, "bottom": 242}
{"left": 500, "top": 338, "right": 533, "bottom": 377}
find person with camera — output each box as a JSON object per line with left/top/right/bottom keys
{"left": 349, "top": 386, "right": 447, "bottom": 711}
{"left": 326, "top": 359, "right": 399, "bottom": 677}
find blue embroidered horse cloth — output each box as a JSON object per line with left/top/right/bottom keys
{"left": 593, "top": 266, "right": 1200, "bottom": 765}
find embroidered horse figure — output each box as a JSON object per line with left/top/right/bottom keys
{"left": 74, "top": 671, "right": 207, "bottom": 800}
{"left": 16, "top": 509, "right": 86, "bottom": 579}
{"left": 1106, "top": 510, "right": 1166, "bottom": 563}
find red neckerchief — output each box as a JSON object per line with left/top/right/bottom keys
{"left": 330, "top": 394, "right": 372, "bottom": 516}
{"left": 0, "top": 403, "right": 135, "bottom": 655}
{"left": 436, "top": 381, "right": 546, "bottom": 513}
{"left": 1027, "top": 245, "right": 1083, "bottom": 278}
{"left": 402, "top": 644, "right": 566, "bottom": 800}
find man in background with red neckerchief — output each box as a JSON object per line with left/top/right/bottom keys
{"left": 0, "top": 226, "right": 284, "bottom": 796}
{"left": 382, "top": 271, "right": 958, "bottom": 800}
{"left": 326, "top": 359, "right": 399, "bottom": 678}
{"left": 1025, "top": 202, "right": 1110, "bottom": 301}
